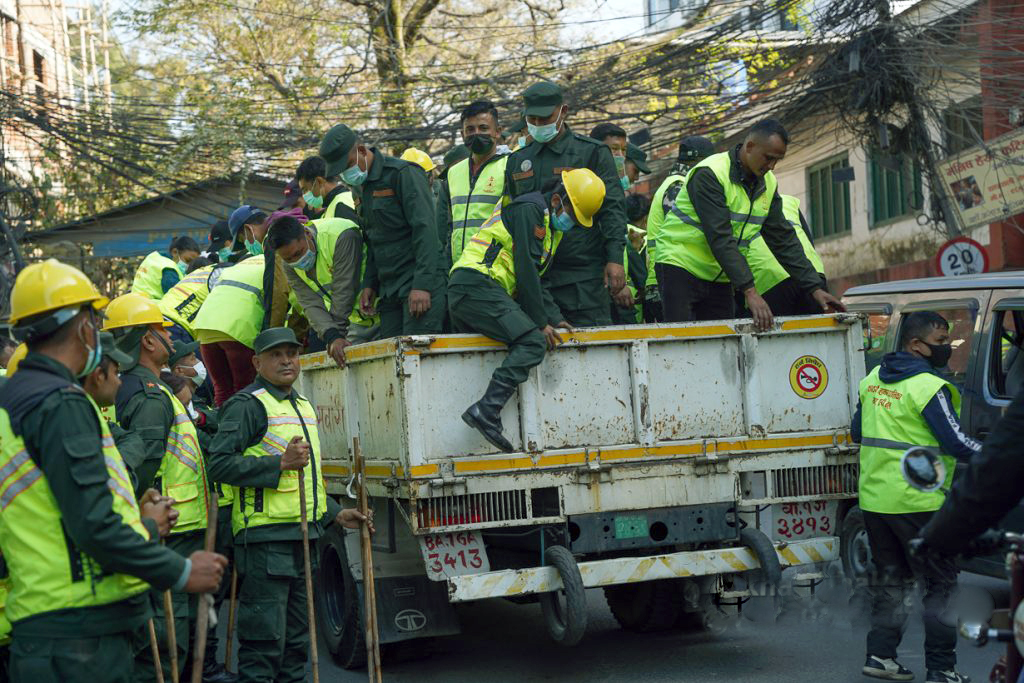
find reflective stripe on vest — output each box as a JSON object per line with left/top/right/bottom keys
{"left": 156, "top": 383, "right": 209, "bottom": 534}
{"left": 745, "top": 194, "right": 826, "bottom": 294}
{"left": 193, "top": 256, "right": 267, "bottom": 348}
{"left": 131, "top": 251, "right": 179, "bottom": 300}
{"left": 448, "top": 155, "right": 508, "bottom": 264}
{"left": 654, "top": 152, "right": 777, "bottom": 283}
{"left": 232, "top": 388, "right": 326, "bottom": 535}
{"left": 300, "top": 219, "right": 378, "bottom": 328}
{"left": 857, "top": 365, "right": 959, "bottom": 514}
{"left": 450, "top": 204, "right": 561, "bottom": 297}
{"left": 0, "top": 395, "right": 149, "bottom": 623}
{"left": 159, "top": 265, "right": 216, "bottom": 336}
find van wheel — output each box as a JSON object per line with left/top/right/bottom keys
{"left": 316, "top": 524, "right": 366, "bottom": 669}
{"left": 840, "top": 505, "right": 872, "bottom": 581}
{"left": 539, "top": 546, "right": 588, "bottom": 646}
{"left": 604, "top": 580, "right": 682, "bottom": 632}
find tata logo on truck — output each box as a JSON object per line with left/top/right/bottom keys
{"left": 395, "top": 609, "right": 427, "bottom": 632}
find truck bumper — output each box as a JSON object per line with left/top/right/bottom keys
{"left": 447, "top": 535, "right": 838, "bottom": 603}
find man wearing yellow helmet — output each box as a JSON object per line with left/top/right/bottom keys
{"left": 104, "top": 293, "right": 213, "bottom": 681}
{"left": 0, "top": 260, "right": 226, "bottom": 682}
{"left": 448, "top": 168, "right": 605, "bottom": 451}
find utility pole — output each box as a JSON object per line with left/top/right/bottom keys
{"left": 100, "top": 0, "right": 111, "bottom": 115}
{"left": 59, "top": 0, "right": 74, "bottom": 106}
{"left": 87, "top": 4, "right": 99, "bottom": 110}
{"left": 77, "top": 6, "right": 89, "bottom": 112}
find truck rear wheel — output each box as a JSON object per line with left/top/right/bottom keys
{"left": 840, "top": 505, "right": 872, "bottom": 581}
{"left": 316, "top": 524, "right": 366, "bottom": 670}
{"left": 539, "top": 545, "right": 587, "bottom": 646}
{"left": 604, "top": 580, "right": 682, "bottom": 632}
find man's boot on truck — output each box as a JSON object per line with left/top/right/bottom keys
{"left": 462, "top": 378, "right": 516, "bottom": 452}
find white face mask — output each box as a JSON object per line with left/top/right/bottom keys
{"left": 192, "top": 360, "right": 208, "bottom": 385}
{"left": 186, "top": 401, "right": 199, "bottom": 420}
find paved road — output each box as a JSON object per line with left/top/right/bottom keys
{"left": 305, "top": 574, "right": 1007, "bottom": 683}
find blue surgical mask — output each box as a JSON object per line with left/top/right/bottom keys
{"left": 303, "top": 190, "right": 323, "bottom": 210}
{"left": 288, "top": 242, "right": 316, "bottom": 271}
{"left": 552, "top": 205, "right": 575, "bottom": 233}
{"left": 342, "top": 149, "right": 368, "bottom": 186}
{"left": 517, "top": 136, "right": 527, "bottom": 149}
{"left": 77, "top": 320, "right": 102, "bottom": 378}
{"left": 176, "top": 260, "right": 187, "bottom": 275}
{"left": 245, "top": 238, "right": 263, "bottom": 256}
{"left": 217, "top": 247, "right": 232, "bottom": 261}
{"left": 527, "top": 111, "right": 562, "bottom": 144}
{"left": 620, "top": 175, "right": 631, "bottom": 190}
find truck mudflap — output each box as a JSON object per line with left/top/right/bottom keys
{"left": 446, "top": 536, "right": 838, "bottom": 603}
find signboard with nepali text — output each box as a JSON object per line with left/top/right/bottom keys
{"left": 937, "top": 126, "right": 1024, "bottom": 230}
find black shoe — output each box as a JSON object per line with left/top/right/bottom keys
{"left": 863, "top": 655, "right": 914, "bottom": 681}
{"left": 462, "top": 378, "right": 517, "bottom": 452}
{"left": 926, "top": 670, "right": 970, "bottom": 683}
{"left": 203, "top": 663, "right": 238, "bottom": 683}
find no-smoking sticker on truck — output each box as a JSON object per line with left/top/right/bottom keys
{"left": 789, "top": 355, "right": 829, "bottom": 399}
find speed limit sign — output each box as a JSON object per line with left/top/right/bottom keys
{"left": 935, "top": 237, "right": 989, "bottom": 277}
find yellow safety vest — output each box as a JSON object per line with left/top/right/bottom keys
{"left": 0, "top": 394, "right": 149, "bottom": 623}
{"left": 655, "top": 152, "right": 777, "bottom": 283}
{"left": 232, "top": 387, "right": 326, "bottom": 535}
{"left": 448, "top": 155, "right": 508, "bottom": 264}
{"left": 325, "top": 188, "right": 356, "bottom": 216}
{"left": 300, "top": 219, "right": 378, "bottom": 329}
{"left": 858, "top": 365, "right": 959, "bottom": 514}
{"left": 645, "top": 173, "right": 685, "bottom": 290}
{"left": 154, "top": 382, "right": 209, "bottom": 534}
{"left": 132, "top": 251, "right": 180, "bottom": 300}
{"left": 745, "top": 195, "right": 826, "bottom": 294}
{"left": 159, "top": 265, "right": 217, "bottom": 337}
{"left": 451, "top": 202, "right": 561, "bottom": 297}
{"left": 0, "top": 565, "right": 10, "bottom": 645}
{"left": 193, "top": 256, "right": 268, "bottom": 348}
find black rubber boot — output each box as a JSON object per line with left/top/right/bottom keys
{"left": 203, "top": 661, "right": 238, "bottom": 683}
{"left": 462, "top": 378, "right": 517, "bottom": 452}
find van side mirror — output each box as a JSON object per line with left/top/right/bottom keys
{"left": 900, "top": 447, "right": 947, "bottom": 494}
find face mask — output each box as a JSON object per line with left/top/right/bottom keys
{"left": 245, "top": 238, "right": 263, "bottom": 256}
{"left": 217, "top": 247, "right": 232, "bottom": 261}
{"left": 342, "top": 149, "right": 368, "bottom": 186}
{"left": 287, "top": 239, "right": 316, "bottom": 271}
{"left": 191, "top": 360, "right": 208, "bottom": 385}
{"left": 517, "top": 136, "right": 527, "bottom": 149}
{"left": 77, "top": 318, "right": 102, "bottom": 378}
{"left": 467, "top": 134, "right": 494, "bottom": 155}
{"left": 527, "top": 111, "right": 562, "bottom": 144}
{"left": 303, "top": 190, "right": 324, "bottom": 210}
{"left": 551, "top": 198, "right": 575, "bottom": 233}
{"left": 496, "top": 144, "right": 512, "bottom": 155}
{"left": 620, "top": 175, "right": 631, "bottom": 190}
{"left": 176, "top": 260, "right": 187, "bottom": 275}
{"left": 922, "top": 341, "right": 953, "bottom": 369}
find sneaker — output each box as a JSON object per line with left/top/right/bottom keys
{"left": 925, "top": 670, "right": 970, "bottom": 683}
{"left": 863, "top": 655, "right": 915, "bottom": 681}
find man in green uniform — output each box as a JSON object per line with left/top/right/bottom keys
{"left": 611, "top": 194, "right": 649, "bottom": 324}
{"left": 505, "top": 83, "right": 628, "bottom": 327}
{"left": 207, "top": 327, "right": 371, "bottom": 683}
{"left": 295, "top": 156, "right": 359, "bottom": 225}
{"left": 449, "top": 169, "right": 605, "bottom": 452}
{"left": 655, "top": 119, "right": 843, "bottom": 330}
{"left": 852, "top": 311, "right": 978, "bottom": 683}
{"left": 624, "top": 143, "right": 651, "bottom": 188}
{"left": 589, "top": 122, "right": 629, "bottom": 191}
{"left": 319, "top": 124, "right": 447, "bottom": 337}
{"left": 436, "top": 100, "right": 508, "bottom": 269}
{"left": 0, "top": 260, "right": 225, "bottom": 682}
{"left": 104, "top": 293, "right": 212, "bottom": 682}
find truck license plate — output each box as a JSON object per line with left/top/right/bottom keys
{"left": 772, "top": 500, "right": 837, "bottom": 541}
{"left": 418, "top": 531, "right": 490, "bottom": 581}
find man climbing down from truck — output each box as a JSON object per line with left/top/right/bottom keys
{"left": 449, "top": 168, "right": 606, "bottom": 452}
{"left": 852, "top": 311, "right": 980, "bottom": 683}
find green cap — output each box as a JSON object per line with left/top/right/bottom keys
{"left": 319, "top": 124, "right": 357, "bottom": 177}
{"left": 168, "top": 340, "right": 200, "bottom": 367}
{"left": 626, "top": 143, "right": 651, "bottom": 174}
{"left": 99, "top": 331, "right": 132, "bottom": 369}
{"left": 254, "top": 327, "right": 300, "bottom": 354}
{"left": 443, "top": 144, "right": 470, "bottom": 169}
{"left": 522, "top": 82, "right": 563, "bottom": 118}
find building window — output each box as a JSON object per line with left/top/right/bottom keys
{"left": 747, "top": 2, "right": 800, "bottom": 31}
{"left": 806, "top": 154, "right": 852, "bottom": 239}
{"left": 869, "top": 149, "right": 923, "bottom": 226}
{"left": 943, "top": 97, "right": 983, "bottom": 157}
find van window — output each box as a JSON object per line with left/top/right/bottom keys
{"left": 897, "top": 304, "right": 978, "bottom": 387}
{"left": 990, "top": 308, "right": 1024, "bottom": 398}
{"left": 864, "top": 312, "right": 892, "bottom": 371}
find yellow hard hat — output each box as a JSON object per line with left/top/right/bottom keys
{"left": 102, "top": 293, "right": 172, "bottom": 331}
{"left": 400, "top": 148, "right": 436, "bottom": 173}
{"left": 6, "top": 343, "right": 27, "bottom": 375}
{"left": 9, "top": 259, "right": 107, "bottom": 326}
{"left": 561, "top": 168, "right": 606, "bottom": 228}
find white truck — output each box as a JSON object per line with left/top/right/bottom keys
{"left": 298, "top": 314, "right": 863, "bottom": 667}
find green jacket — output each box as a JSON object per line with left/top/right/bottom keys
{"left": 115, "top": 365, "right": 176, "bottom": 499}
{"left": 504, "top": 125, "right": 627, "bottom": 286}
{"left": 0, "top": 354, "right": 185, "bottom": 638}
{"left": 206, "top": 375, "right": 341, "bottom": 544}
{"left": 355, "top": 149, "right": 446, "bottom": 300}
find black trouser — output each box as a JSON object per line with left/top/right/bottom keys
{"left": 656, "top": 263, "right": 734, "bottom": 323}
{"left": 761, "top": 277, "right": 827, "bottom": 317}
{"left": 864, "top": 510, "right": 958, "bottom": 671}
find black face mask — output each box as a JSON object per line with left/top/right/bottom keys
{"left": 466, "top": 134, "right": 495, "bottom": 155}
{"left": 922, "top": 341, "right": 953, "bottom": 368}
